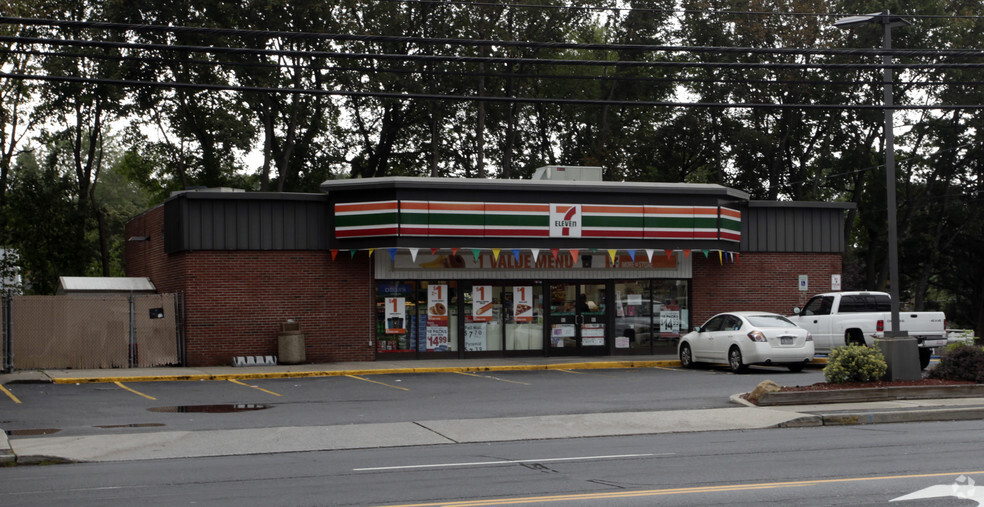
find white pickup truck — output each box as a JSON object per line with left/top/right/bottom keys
{"left": 789, "top": 291, "right": 947, "bottom": 369}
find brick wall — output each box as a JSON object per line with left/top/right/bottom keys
{"left": 691, "top": 252, "right": 842, "bottom": 327}
{"left": 125, "top": 206, "right": 375, "bottom": 366}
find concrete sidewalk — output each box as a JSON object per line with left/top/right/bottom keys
{"left": 3, "top": 356, "right": 983, "bottom": 465}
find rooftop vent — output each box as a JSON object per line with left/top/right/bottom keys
{"left": 531, "top": 165, "right": 603, "bottom": 182}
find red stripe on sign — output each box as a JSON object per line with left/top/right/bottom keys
{"left": 336, "top": 227, "right": 399, "bottom": 237}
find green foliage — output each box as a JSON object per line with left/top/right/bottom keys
{"left": 823, "top": 344, "right": 888, "bottom": 384}
{"left": 927, "top": 344, "right": 984, "bottom": 383}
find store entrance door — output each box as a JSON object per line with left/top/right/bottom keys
{"left": 547, "top": 282, "right": 609, "bottom": 355}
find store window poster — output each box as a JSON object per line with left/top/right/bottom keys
{"left": 472, "top": 285, "right": 493, "bottom": 322}
{"left": 513, "top": 286, "right": 533, "bottom": 322}
{"left": 384, "top": 297, "right": 406, "bottom": 334}
{"left": 426, "top": 285, "right": 449, "bottom": 351}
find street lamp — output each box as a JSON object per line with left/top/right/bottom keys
{"left": 834, "top": 11, "right": 920, "bottom": 380}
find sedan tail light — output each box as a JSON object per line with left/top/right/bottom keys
{"left": 747, "top": 330, "right": 767, "bottom": 342}
{"left": 806, "top": 332, "right": 813, "bottom": 342}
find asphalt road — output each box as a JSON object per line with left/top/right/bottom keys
{"left": 3, "top": 419, "right": 983, "bottom": 506}
{"left": 1, "top": 364, "right": 825, "bottom": 437}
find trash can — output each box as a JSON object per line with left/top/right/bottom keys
{"left": 278, "top": 320, "right": 306, "bottom": 364}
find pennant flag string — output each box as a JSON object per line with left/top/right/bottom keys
{"left": 330, "top": 249, "right": 339, "bottom": 261}
{"left": 388, "top": 248, "right": 397, "bottom": 262}
{"left": 471, "top": 248, "right": 482, "bottom": 262}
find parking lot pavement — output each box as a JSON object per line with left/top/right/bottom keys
{"left": 4, "top": 355, "right": 984, "bottom": 465}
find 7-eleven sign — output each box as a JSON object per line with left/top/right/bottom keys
{"left": 550, "top": 204, "right": 582, "bottom": 238}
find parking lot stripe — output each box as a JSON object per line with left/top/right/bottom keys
{"left": 1, "top": 384, "right": 21, "bottom": 403}
{"left": 114, "top": 381, "right": 157, "bottom": 400}
{"left": 346, "top": 375, "right": 410, "bottom": 391}
{"left": 228, "top": 379, "right": 282, "bottom": 396}
{"left": 455, "top": 371, "right": 530, "bottom": 385}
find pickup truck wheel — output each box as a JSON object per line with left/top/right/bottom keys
{"left": 846, "top": 330, "right": 865, "bottom": 346}
{"left": 728, "top": 346, "right": 748, "bottom": 373}
{"left": 919, "top": 348, "right": 932, "bottom": 370}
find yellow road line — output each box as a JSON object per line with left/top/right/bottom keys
{"left": 0, "top": 384, "right": 21, "bottom": 403}
{"left": 380, "top": 470, "right": 984, "bottom": 506}
{"left": 228, "top": 379, "right": 282, "bottom": 396}
{"left": 454, "top": 371, "right": 530, "bottom": 385}
{"left": 346, "top": 375, "right": 409, "bottom": 391}
{"left": 114, "top": 381, "right": 157, "bottom": 400}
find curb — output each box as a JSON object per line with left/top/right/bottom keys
{"left": 819, "top": 407, "right": 984, "bottom": 425}
{"left": 42, "top": 360, "right": 684, "bottom": 384}
{"left": 756, "top": 384, "right": 984, "bottom": 406}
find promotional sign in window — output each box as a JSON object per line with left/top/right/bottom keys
{"left": 426, "top": 284, "right": 449, "bottom": 351}
{"left": 513, "top": 286, "right": 533, "bottom": 322}
{"left": 582, "top": 324, "right": 605, "bottom": 346}
{"left": 465, "top": 322, "right": 487, "bottom": 351}
{"left": 660, "top": 307, "right": 681, "bottom": 336}
{"left": 384, "top": 297, "right": 406, "bottom": 334}
{"left": 472, "top": 285, "right": 493, "bottom": 322}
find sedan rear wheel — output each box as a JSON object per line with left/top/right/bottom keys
{"left": 679, "top": 343, "right": 694, "bottom": 369}
{"left": 787, "top": 362, "right": 805, "bottom": 373}
{"left": 728, "top": 346, "right": 748, "bottom": 373}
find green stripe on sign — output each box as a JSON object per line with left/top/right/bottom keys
{"left": 400, "top": 212, "right": 428, "bottom": 226}
{"left": 428, "top": 213, "right": 485, "bottom": 226}
{"left": 336, "top": 212, "right": 399, "bottom": 227}
{"left": 582, "top": 215, "right": 645, "bottom": 228}
{"left": 646, "top": 216, "right": 694, "bottom": 228}
{"left": 486, "top": 214, "right": 550, "bottom": 227}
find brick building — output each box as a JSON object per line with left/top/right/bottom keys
{"left": 125, "top": 170, "right": 852, "bottom": 367}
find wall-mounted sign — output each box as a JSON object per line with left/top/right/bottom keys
{"left": 549, "top": 204, "right": 582, "bottom": 238}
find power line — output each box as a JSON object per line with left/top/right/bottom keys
{"left": 5, "top": 71, "right": 984, "bottom": 110}
{"left": 7, "top": 47, "right": 981, "bottom": 89}
{"left": 5, "top": 35, "right": 984, "bottom": 73}
{"left": 3, "top": 17, "right": 984, "bottom": 59}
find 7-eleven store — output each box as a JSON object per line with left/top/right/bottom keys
{"left": 324, "top": 174, "right": 846, "bottom": 361}
{"left": 125, "top": 171, "right": 849, "bottom": 366}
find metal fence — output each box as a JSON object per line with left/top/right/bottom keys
{"left": 1, "top": 293, "right": 184, "bottom": 371}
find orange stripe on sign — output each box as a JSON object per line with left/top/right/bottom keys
{"left": 692, "top": 207, "right": 719, "bottom": 216}
{"left": 400, "top": 201, "right": 429, "bottom": 211}
{"left": 720, "top": 208, "right": 741, "bottom": 219}
{"left": 484, "top": 203, "right": 550, "bottom": 213}
{"left": 582, "top": 205, "right": 643, "bottom": 214}
{"left": 336, "top": 201, "right": 398, "bottom": 213}
{"left": 644, "top": 206, "right": 693, "bottom": 215}
{"left": 429, "top": 202, "right": 485, "bottom": 212}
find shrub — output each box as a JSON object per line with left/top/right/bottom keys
{"left": 927, "top": 344, "right": 984, "bottom": 383}
{"left": 823, "top": 344, "right": 888, "bottom": 384}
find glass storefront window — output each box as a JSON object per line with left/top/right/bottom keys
{"left": 503, "top": 284, "right": 543, "bottom": 351}
{"left": 418, "top": 281, "right": 458, "bottom": 353}
{"left": 462, "top": 285, "right": 504, "bottom": 351}
{"left": 650, "top": 280, "right": 689, "bottom": 354}
{"left": 375, "top": 281, "right": 416, "bottom": 353}
{"left": 613, "top": 280, "right": 651, "bottom": 352}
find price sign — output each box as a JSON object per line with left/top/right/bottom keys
{"left": 472, "top": 285, "right": 493, "bottom": 322}
{"left": 465, "top": 322, "right": 487, "bottom": 351}
{"left": 426, "top": 327, "right": 450, "bottom": 351}
{"left": 384, "top": 297, "right": 406, "bottom": 334}
{"left": 513, "top": 286, "right": 533, "bottom": 322}
{"left": 660, "top": 310, "right": 681, "bottom": 336}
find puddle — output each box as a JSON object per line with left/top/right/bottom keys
{"left": 6, "top": 428, "right": 61, "bottom": 436}
{"left": 148, "top": 404, "right": 269, "bottom": 413}
{"left": 95, "top": 423, "right": 166, "bottom": 429}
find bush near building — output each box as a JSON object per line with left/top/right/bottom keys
{"left": 823, "top": 344, "right": 888, "bottom": 384}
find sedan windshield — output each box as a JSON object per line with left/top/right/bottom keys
{"left": 745, "top": 315, "right": 797, "bottom": 328}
